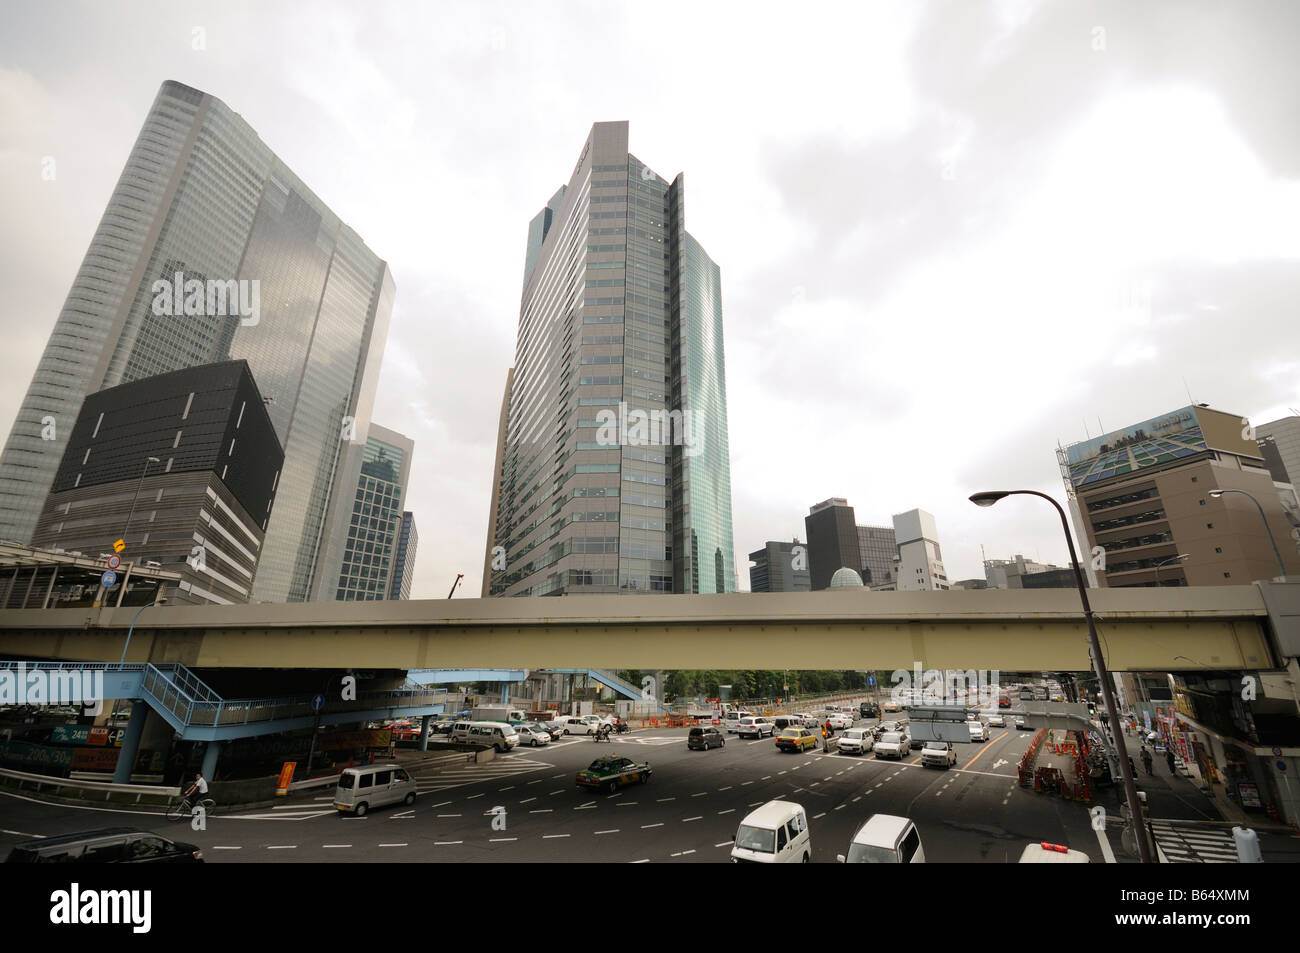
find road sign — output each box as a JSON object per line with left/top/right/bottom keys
{"left": 1278, "top": 760, "right": 1288, "bottom": 772}
{"left": 867, "top": 675, "right": 875, "bottom": 687}
{"left": 311, "top": 693, "right": 325, "bottom": 712}
{"left": 100, "top": 570, "right": 117, "bottom": 588}
{"left": 106, "top": 554, "right": 121, "bottom": 570}
{"left": 1273, "top": 746, "right": 1283, "bottom": 757}
{"left": 113, "top": 539, "right": 125, "bottom": 553}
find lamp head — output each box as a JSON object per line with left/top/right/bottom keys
{"left": 969, "top": 491, "right": 1010, "bottom": 508}
{"left": 1208, "top": 490, "right": 1223, "bottom": 498}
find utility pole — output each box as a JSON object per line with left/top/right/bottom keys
{"left": 447, "top": 573, "right": 464, "bottom": 598}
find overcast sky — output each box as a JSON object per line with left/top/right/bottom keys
{"left": 2, "top": 0, "right": 1298, "bottom": 598}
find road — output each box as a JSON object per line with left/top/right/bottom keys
{"left": 1, "top": 716, "right": 1154, "bottom": 863}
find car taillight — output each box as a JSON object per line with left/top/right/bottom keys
{"left": 1041, "top": 842, "right": 1068, "bottom": 853}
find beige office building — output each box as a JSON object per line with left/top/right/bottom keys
{"left": 1061, "top": 404, "right": 1300, "bottom": 588}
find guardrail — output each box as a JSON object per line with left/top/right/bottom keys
{"left": 0, "top": 766, "right": 178, "bottom": 804}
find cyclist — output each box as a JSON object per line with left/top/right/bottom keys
{"left": 182, "top": 771, "right": 210, "bottom": 810}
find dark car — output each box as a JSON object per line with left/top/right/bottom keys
{"left": 5, "top": 828, "right": 203, "bottom": 864}
{"left": 688, "top": 726, "right": 725, "bottom": 750}
{"left": 859, "top": 702, "right": 879, "bottom": 718}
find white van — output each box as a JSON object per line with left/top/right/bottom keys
{"left": 723, "top": 711, "right": 749, "bottom": 733}
{"left": 334, "top": 764, "right": 416, "bottom": 816}
{"left": 837, "top": 814, "right": 925, "bottom": 863}
{"left": 450, "top": 721, "right": 519, "bottom": 751}
{"left": 731, "top": 800, "right": 811, "bottom": 864}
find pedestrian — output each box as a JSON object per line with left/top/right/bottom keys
{"left": 1140, "top": 747, "right": 1153, "bottom": 776}
{"left": 824, "top": 719, "right": 833, "bottom": 738}
{"left": 1166, "top": 748, "right": 1177, "bottom": 774}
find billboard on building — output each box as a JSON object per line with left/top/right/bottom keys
{"left": 1064, "top": 405, "right": 1208, "bottom": 489}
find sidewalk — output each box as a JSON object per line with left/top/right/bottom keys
{"left": 1133, "top": 746, "right": 1249, "bottom": 826}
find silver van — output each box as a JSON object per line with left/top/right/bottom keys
{"left": 334, "top": 764, "right": 416, "bottom": 816}
{"left": 451, "top": 721, "right": 518, "bottom": 752}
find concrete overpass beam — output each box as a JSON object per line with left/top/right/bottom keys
{"left": 200, "top": 741, "right": 220, "bottom": 781}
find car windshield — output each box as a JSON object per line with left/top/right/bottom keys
{"left": 925, "top": 743, "right": 946, "bottom": 750}
{"left": 846, "top": 842, "right": 900, "bottom": 863}
{"left": 778, "top": 729, "right": 799, "bottom": 738}
{"left": 845, "top": 730, "right": 864, "bottom": 739}
{"left": 735, "top": 825, "right": 775, "bottom": 853}
{"left": 880, "top": 733, "right": 902, "bottom": 743}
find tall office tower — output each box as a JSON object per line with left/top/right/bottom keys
{"left": 484, "top": 121, "right": 735, "bottom": 596}
{"left": 1256, "top": 416, "right": 1300, "bottom": 491}
{"left": 1059, "top": 404, "right": 1300, "bottom": 587}
{"left": 805, "top": 498, "right": 862, "bottom": 590}
{"left": 389, "top": 511, "right": 418, "bottom": 600}
{"left": 857, "top": 524, "right": 897, "bottom": 588}
{"left": 0, "top": 81, "right": 394, "bottom": 603}
{"left": 31, "top": 361, "right": 282, "bottom": 605}
{"left": 748, "top": 539, "right": 811, "bottom": 592}
{"left": 893, "top": 508, "right": 948, "bottom": 590}
{"left": 330, "top": 425, "right": 413, "bottom": 601}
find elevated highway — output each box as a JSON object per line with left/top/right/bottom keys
{"left": 1, "top": 584, "right": 1294, "bottom": 673}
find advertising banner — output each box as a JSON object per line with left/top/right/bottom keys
{"left": 0, "top": 740, "right": 74, "bottom": 769}
{"left": 276, "top": 762, "right": 297, "bottom": 796}
{"left": 1064, "top": 405, "right": 1205, "bottom": 489}
{"left": 71, "top": 747, "right": 121, "bottom": 771}
{"left": 320, "top": 729, "right": 390, "bottom": 751}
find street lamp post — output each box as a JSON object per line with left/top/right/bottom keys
{"left": 1153, "top": 553, "right": 1190, "bottom": 587}
{"left": 121, "top": 456, "right": 161, "bottom": 549}
{"left": 119, "top": 596, "right": 167, "bottom": 666}
{"left": 971, "top": 489, "right": 1153, "bottom": 863}
{"left": 1208, "top": 489, "right": 1288, "bottom": 579}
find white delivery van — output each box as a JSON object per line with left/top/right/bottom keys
{"left": 731, "top": 800, "right": 811, "bottom": 864}
{"left": 334, "top": 764, "right": 416, "bottom": 816}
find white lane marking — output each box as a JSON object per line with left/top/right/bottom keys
{"left": 436, "top": 814, "right": 461, "bottom": 818}
{"left": 391, "top": 811, "right": 414, "bottom": 818}
{"left": 1094, "top": 826, "right": 1117, "bottom": 864}
{"left": 379, "top": 843, "right": 407, "bottom": 847}
{"left": 267, "top": 845, "right": 297, "bottom": 850}
{"left": 813, "top": 812, "right": 826, "bottom": 819}
{"left": 684, "top": 816, "right": 703, "bottom": 822}
{"left": 499, "top": 786, "right": 515, "bottom": 791}
{"left": 553, "top": 774, "right": 564, "bottom": 779}
{"left": 322, "top": 844, "right": 351, "bottom": 848}
{"left": 631, "top": 859, "right": 650, "bottom": 863}
{"left": 657, "top": 797, "right": 676, "bottom": 802}
{"left": 762, "top": 775, "right": 772, "bottom": 780}
{"left": 489, "top": 837, "right": 517, "bottom": 842}
{"left": 747, "top": 740, "right": 763, "bottom": 745}
{"left": 615, "top": 802, "right": 638, "bottom": 807}
{"left": 741, "top": 781, "right": 753, "bottom": 786}
{"left": 642, "top": 823, "right": 664, "bottom": 829}
{"left": 852, "top": 796, "right": 862, "bottom": 802}
{"left": 834, "top": 804, "right": 845, "bottom": 810}
{"left": 431, "top": 800, "right": 452, "bottom": 808}
{"left": 313, "top": 796, "right": 334, "bottom": 802}
{"left": 466, "top": 794, "right": 483, "bottom": 800}
{"left": 1, "top": 829, "right": 44, "bottom": 838}
{"left": 520, "top": 797, "right": 537, "bottom": 804}
{"left": 718, "top": 786, "right": 732, "bottom": 791}
{"left": 823, "top": 777, "right": 833, "bottom": 781}
{"left": 543, "top": 834, "right": 570, "bottom": 839}
{"left": 595, "top": 829, "right": 619, "bottom": 835}
{"left": 549, "top": 790, "right": 564, "bottom": 795}
{"left": 529, "top": 809, "right": 553, "bottom": 814}
{"left": 748, "top": 801, "right": 763, "bottom": 807}
{"left": 691, "top": 792, "right": 707, "bottom": 797}
{"left": 527, "top": 779, "right": 543, "bottom": 784}
{"left": 778, "top": 771, "right": 787, "bottom": 775}
{"left": 434, "top": 840, "right": 463, "bottom": 845}
{"left": 717, "top": 809, "right": 735, "bottom": 815}
{"left": 715, "top": 841, "right": 732, "bottom": 847}
{"left": 670, "top": 849, "right": 697, "bottom": 857}
{"left": 212, "top": 846, "right": 241, "bottom": 850}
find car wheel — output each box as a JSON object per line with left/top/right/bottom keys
{"left": 638, "top": 773, "right": 648, "bottom": 785}
{"left": 802, "top": 852, "right": 809, "bottom": 863}
{"left": 604, "top": 780, "right": 617, "bottom": 795}
{"left": 404, "top": 792, "right": 416, "bottom": 806}
{"left": 355, "top": 802, "right": 368, "bottom": 817}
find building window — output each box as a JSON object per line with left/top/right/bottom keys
{"left": 1207, "top": 523, "right": 1213, "bottom": 529}
{"left": 1200, "top": 499, "right": 1206, "bottom": 505}
{"left": 1190, "top": 476, "right": 1198, "bottom": 483}
{"left": 1215, "top": 547, "right": 1222, "bottom": 553}
{"left": 1223, "top": 572, "right": 1231, "bottom": 578}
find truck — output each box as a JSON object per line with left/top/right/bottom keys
{"left": 472, "top": 706, "right": 528, "bottom": 725}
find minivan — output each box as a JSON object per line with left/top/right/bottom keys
{"left": 5, "top": 828, "right": 202, "bottom": 863}
{"left": 731, "top": 800, "right": 811, "bottom": 863}
{"left": 334, "top": 764, "right": 416, "bottom": 816}
{"left": 837, "top": 814, "right": 925, "bottom": 863}
{"left": 450, "top": 721, "right": 519, "bottom": 751}
{"left": 772, "top": 715, "right": 802, "bottom": 732}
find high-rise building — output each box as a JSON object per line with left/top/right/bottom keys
{"left": 331, "top": 425, "right": 413, "bottom": 601}
{"left": 484, "top": 121, "right": 735, "bottom": 596}
{"left": 1059, "top": 404, "right": 1300, "bottom": 587}
{"left": 0, "top": 80, "right": 394, "bottom": 603}
{"left": 1256, "top": 416, "right": 1300, "bottom": 490}
{"left": 805, "top": 498, "right": 862, "bottom": 591}
{"left": 893, "top": 508, "right": 948, "bottom": 590}
{"left": 748, "top": 539, "right": 811, "bottom": 592}
{"left": 30, "top": 360, "right": 282, "bottom": 605}
{"left": 389, "top": 511, "right": 418, "bottom": 600}
{"left": 857, "top": 524, "right": 897, "bottom": 588}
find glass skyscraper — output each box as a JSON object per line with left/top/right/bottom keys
{"left": 334, "top": 425, "right": 413, "bottom": 601}
{"left": 486, "top": 121, "right": 735, "bottom": 596}
{"left": 0, "top": 80, "right": 394, "bottom": 602}
{"left": 389, "top": 512, "right": 418, "bottom": 600}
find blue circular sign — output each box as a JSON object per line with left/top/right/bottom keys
{"left": 311, "top": 693, "right": 325, "bottom": 712}
{"left": 868, "top": 675, "right": 876, "bottom": 686}
{"left": 1278, "top": 760, "right": 1287, "bottom": 772}
{"left": 100, "top": 570, "right": 117, "bottom": 588}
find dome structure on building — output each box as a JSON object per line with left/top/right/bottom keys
{"left": 829, "top": 566, "right": 865, "bottom": 588}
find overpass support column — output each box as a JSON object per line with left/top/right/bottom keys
{"left": 200, "top": 741, "right": 221, "bottom": 781}
{"left": 419, "top": 715, "right": 431, "bottom": 752}
{"left": 499, "top": 683, "right": 509, "bottom": 705}
{"left": 112, "top": 699, "right": 148, "bottom": 784}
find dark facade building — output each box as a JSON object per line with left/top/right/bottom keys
{"left": 1019, "top": 568, "right": 1078, "bottom": 589}
{"left": 334, "top": 425, "right": 413, "bottom": 601}
{"left": 31, "top": 360, "right": 282, "bottom": 605}
{"left": 389, "top": 511, "right": 418, "bottom": 600}
{"left": 857, "top": 524, "right": 897, "bottom": 587}
{"left": 805, "top": 498, "right": 862, "bottom": 591}
{"left": 748, "top": 539, "right": 811, "bottom": 592}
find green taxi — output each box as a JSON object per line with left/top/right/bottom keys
{"left": 575, "top": 755, "right": 652, "bottom": 793}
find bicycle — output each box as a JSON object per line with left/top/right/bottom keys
{"left": 167, "top": 794, "right": 216, "bottom": 821}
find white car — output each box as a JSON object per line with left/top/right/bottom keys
{"left": 724, "top": 711, "right": 751, "bottom": 733}
{"left": 921, "top": 741, "right": 957, "bottom": 769}
{"left": 825, "top": 712, "right": 853, "bottom": 730}
{"left": 798, "top": 713, "right": 820, "bottom": 728}
{"left": 836, "top": 728, "right": 875, "bottom": 755}
{"left": 738, "top": 716, "right": 775, "bottom": 738}
{"left": 874, "top": 731, "right": 909, "bottom": 759}
{"left": 967, "top": 721, "right": 989, "bottom": 743}
{"left": 838, "top": 814, "right": 925, "bottom": 864}
{"left": 987, "top": 712, "right": 1005, "bottom": 728}
{"left": 557, "top": 716, "right": 595, "bottom": 735}
{"left": 516, "top": 724, "right": 552, "bottom": 747}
